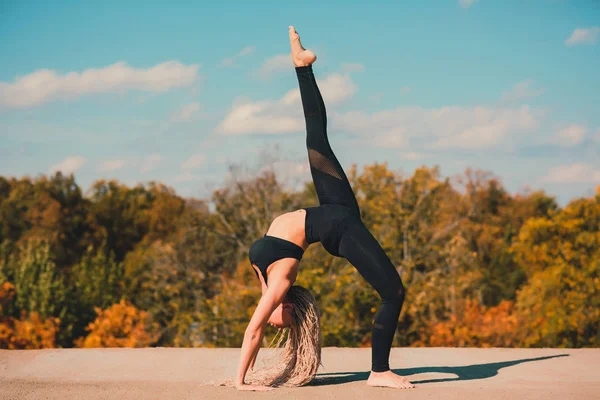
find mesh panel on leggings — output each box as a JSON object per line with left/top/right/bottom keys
{"left": 308, "top": 148, "right": 343, "bottom": 180}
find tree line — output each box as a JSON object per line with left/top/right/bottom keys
{"left": 1, "top": 162, "right": 598, "bottom": 349}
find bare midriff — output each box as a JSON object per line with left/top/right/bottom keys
{"left": 265, "top": 209, "right": 309, "bottom": 250}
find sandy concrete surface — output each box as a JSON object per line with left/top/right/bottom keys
{"left": 1, "top": 347, "right": 599, "bottom": 400}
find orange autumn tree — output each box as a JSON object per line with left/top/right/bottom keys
{"left": 0, "top": 282, "right": 60, "bottom": 349}
{"left": 77, "top": 299, "right": 157, "bottom": 348}
{"left": 1, "top": 168, "right": 598, "bottom": 349}
{"left": 9, "top": 312, "right": 60, "bottom": 349}
{"left": 421, "top": 299, "right": 518, "bottom": 347}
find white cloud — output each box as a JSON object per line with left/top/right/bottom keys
{"left": 333, "top": 105, "right": 540, "bottom": 150}
{"left": 262, "top": 160, "right": 311, "bottom": 189}
{"left": 172, "top": 102, "right": 201, "bottom": 122}
{"left": 400, "top": 87, "right": 412, "bottom": 95}
{"left": 217, "top": 99, "right": 304, "bottom": 135}
{"left": 98, "top": 159, "right": 126, "bottom": 172}
{"left": 0, "top": 61, "right": 200, "bottom": 109}
{"left": 459, "top": 0, "right": 479, "bottom": 9}
{"left": 175, "top": 172, "right": 196, "bottom": 182}
{"left": 542, "top": 163, "right": 600, "bottom": 184}
{"left": 372, "top": 127, "right": 408, "bottom": 148}
{"left": 341, "top": 63, "right": 365, "bottom": 73}
{"left": 223, "top": 46, "right": 256, "bottom": 67}
{"left": 238, "top": 46, "right": 256, "bottom": 57}
{"left": 565, "top": 27, "right": 599, "bottom": 46}
{"left": 217, "top": 72, "right": 357, "bottom": 135}
{"left": 500, "top": 80, "right": 544, "bottom": 103}
{"left": 181, "top": 154, "right": 206, "bottom": 169}
{"left": 219, "top": 66, "right": 541, "bottom": 150}
{"left": 256, "top": 54, "right": 291, "bottom": 80}
{"left": 49, "top": 156, "right": 86, "bottom": 174}
{"left": 553, "top": 124, "right": 587, "bottom": 147}
{"left": 319, "top": 74, "right": 358, "bottom": 104}
{"left": 141, "top": 154, "right": 162, "bottom": 173}
{"left": 265, "top": 160, "right": 310, "bottom": 176}
{"left": 400, "top": 152, "right": 430, "bottom": 160}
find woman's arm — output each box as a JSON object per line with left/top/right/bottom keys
{"left": 247, "top": 265, "right": 269, "bottom": 372}
{"left": 235, "top": 272, "right": 293, "bottom": 388}
{"left": 248, "top": 327, "right": 265, "bottom": 371}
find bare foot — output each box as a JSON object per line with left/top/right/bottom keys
{"left": 367, "top": 370, "right": 415, "bottom": 389}
{"left": 289, "top": 25, "right": 317, "bottom": 67}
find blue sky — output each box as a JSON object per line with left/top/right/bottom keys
{"left": 1, "top": 0, "right": 599, "bottom": 205}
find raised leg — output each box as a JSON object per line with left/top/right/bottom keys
{"left": 290, "top": 26, "right": 360, "bottom": 217}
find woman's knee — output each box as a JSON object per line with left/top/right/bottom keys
{"left": 381, "top": 278, "right": 406, "bottom": 305}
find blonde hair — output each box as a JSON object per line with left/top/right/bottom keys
{"left": 247, "top": 285, "right": 322, "bottom": 387}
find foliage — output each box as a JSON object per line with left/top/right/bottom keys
{"left": 76, "top": 299, "right": 157, "bottom": 348}
{"left": 512, "top": 193, "right": 600, "bottom": 347}
{"left": 0, "top": 166, "right": 597, "bottom": 349}
{"left": 417, "top": 299, "right": 518, "bottom": 347}
{"left": 0, "top": 282, "right": 60, "bottom": 349}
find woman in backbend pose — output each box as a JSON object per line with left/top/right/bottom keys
{"left": 235, "top": 26, "right": 414, "bottom": 391}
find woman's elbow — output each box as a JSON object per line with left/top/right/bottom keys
{"left": 244, "top": 324, "right": 263, "bottom": 340}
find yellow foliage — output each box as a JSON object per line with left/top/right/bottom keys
{"left": 515, "top": 258, "right": 600, "bottom": 347}
{"left": 196, "top": 260, "right": 261, "bottom": 347}
{"left": 1, "top": 165, "right": 598, "bottom": 349}
{"left": 512, "top": 195, "right": 600, "bottom": 347}
{"left": 76, "top": 299, "right": 157, "bottom": 348}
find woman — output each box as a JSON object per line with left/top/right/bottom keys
{"left": 235, "top": 26, "right": 414, "bottom": 391}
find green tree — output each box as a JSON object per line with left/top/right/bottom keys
{"left": 10, "top": 239, "right": 67, "bottom": 320}
{"left": 66, "top": 244, "right": 125, "bottom": 342}
{"left": 512, "top": 192, "right": 600, "bottom": 347}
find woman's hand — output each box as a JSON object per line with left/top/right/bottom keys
{"left": 236, "top": 384, "right": 274, "bottom": 391}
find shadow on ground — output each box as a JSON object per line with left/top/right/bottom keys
{"left": 309, "top": 354, "right": 569, "bottom": 386}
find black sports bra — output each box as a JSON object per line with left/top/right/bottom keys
{"left": 248, "top": 235, "right": 304, "bottom": 285}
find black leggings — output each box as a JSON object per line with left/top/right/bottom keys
{"left": 296, "top": 66, "right": 406, "bottom": 373}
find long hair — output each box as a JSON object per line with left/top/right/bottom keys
{"left": 248, "top": 285, "right": 322, "bottom": 387}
